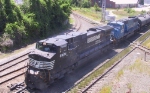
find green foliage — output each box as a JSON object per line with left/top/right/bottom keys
{"left": 100, "top": 85, "right": 112, "bottom": 93}
{"left": 20, "top": 0, "right": 30, "bottom": 13}
{"left": 140, "top": 10, "right": 146, "bottom": 15}
{"left": 68, "top": 47, "right": 132, "bottom": 92}
{"left": 82, "top": 0, "right": 91, "bottom": 8}
{"left": 124, "top": 8, "right": 135, "bottom": 13}
{"left": 71, "top": 0, "right": 91, "bottom": 8}
{"left": 28, "top": 0, "right": 71, "bottom": 37}
{"left": 0, "top": 0, "right": 71, "bottom": 52}
{"left": 94, "top": 3, "right": 101, "bottom": 12}
{"left": 71, "top": 0, "right": 81, "bottom": 7}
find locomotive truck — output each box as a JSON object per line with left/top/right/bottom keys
{"left": 25, "top": 14, "right": 150, "bottom": 89}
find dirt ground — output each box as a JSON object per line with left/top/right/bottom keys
{"left": 91, "top": 48, "right": 150, "bottom": 93}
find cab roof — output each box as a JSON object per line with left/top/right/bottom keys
{"left": 108, "top": 21, "right": 124, "bottom": 26}
{"left": 39, "top": 38, "right": 67, "bottom": 46}
{"left": 67, "top": 31, "right": 87, "bottom": 37}
{"left": 54, "top": 35, "right": 73, "bottom": 40}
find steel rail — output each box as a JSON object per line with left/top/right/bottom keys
{"left": 81, "top": 47, "right": 136, "bottom": 93}
{"left": 0, "top": 58, "right": 28, "bottom": 73}
{"left": 65, "top": 27, "right": 150, "bottom": 93}
{"left": 0, "top": 52, "right": 29, "bottom": 67}
{"left": 0, "top": 72, "right": 25, "bottom": 85}
{"left": 78, "top": 29, "right": 150, "bottom": 93}
{"left": 0, "top": 66, "right": 27, "bottom": 78}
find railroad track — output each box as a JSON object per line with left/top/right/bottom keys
{"left": 0, "top": 53, "right": 29, "bottom": 85}
{"left": 72, "top": 12, "right": 101, "bottom": 27}
{"left": 72, "top": 13, "right": 82, "bottom": 31}
{"left": 0, "top": 12, "right": 100, "bottom": 93}
{"left": 65, "top": 28, "right": 150, "bottom": 93}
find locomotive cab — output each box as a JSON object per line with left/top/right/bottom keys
{"left": 36, "top": 42, "right": 57, "bottom": 53}
{"left": 107, "top": 22, "right": 124, "bottom": 41}
{"left": 26, "top": 38, "right": 68, "bottom": 89}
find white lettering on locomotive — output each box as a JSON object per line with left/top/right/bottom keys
{"left": 87, "top": 34, "right": 100, "bottom": 43}
{"left": 29, "top": 58, "right": 55, "bottom": 70}
{"left": 95, "top": 40, "right": 101, "bottom": 44}
{"left": 60, "top": 52, "right": 67, "bottom": 57}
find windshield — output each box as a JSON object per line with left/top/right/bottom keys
{"left": 112, "top": 25, "right": 121, "bottom": 30}
{"left": 36, "top": 43, "right": 56, "bottom": 52}
{"left": 108, "top": 24, "right": 121, "bottom": 30}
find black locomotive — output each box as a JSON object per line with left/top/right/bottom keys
{"left": 25, "top": 14, "right": 150, "bottom": 89}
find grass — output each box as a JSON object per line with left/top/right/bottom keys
{"left": 73, "top": 7, "right": 102, "bottom": 21}
{"left": 116, "top": 69, "right": 124, "bottom": 80}
{"left": 142, "top": 37, "right": 150, "bottom": 49}
{"left": 128, "top": 58, "right": 150, "bottom": 76}
{"left": 100, "top": 85, "right": 112, "bottom": 93}
{"left": 73, "top": 7, "right": 143, "bottom": 21}
{"left": 127, "top": 83, "right": 132, "bottom": 89}
{"left": 68, "top": 46, "right": 132, "bottom": 93}
{"left": 0, "top": 18, "right": 74, "bottom": 59}
{"left": 0, "top": 43, "right": 35, "bottom": 59}
{"left": 69, "top": 17, "right": 74, "bottom": 24}
{"left": 136, "top": 30, "right": 150, "bottom": 43}
{"left": 112, "top": 9, "right": 140, "bottom": 19}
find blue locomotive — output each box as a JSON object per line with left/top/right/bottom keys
{"left": 25, "top": 14, "right": 150, "bottom": 89}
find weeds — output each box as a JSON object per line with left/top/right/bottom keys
{"left": 124, "top": 8, "right": 135, "bottom": 13}
{"left": 68, "top": 47, "right": 132, "bottom": 93}
{"left": 142, "top": 37, "right": 150, "bottom": 49}
{"left": 69, "top": 17, "right": 74, "bottom": 24}
{"left": 73, "top": 7, "right": 101, "bottom": 21}
{"left": 100, "top": 85, "right": 112, "bottom": 93}
{"left": 128, "top": 59, "right": 150, "bottom": 76}
{"left": 127, "top": 83, "right": 132, "bottom": 89}
{"left": 116, "top": 69, "right": 124, "bottom": 80}
{"left": 113, "top": 9, "right": 140, "bottom": 19}
{"left": 136, "top": 30, "right": 150, "bottom": 43}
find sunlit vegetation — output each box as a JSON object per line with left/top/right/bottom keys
{"left": 142, "top": 37, "right": 150, "bottom": 49}
{"left": 136, "top": 29, "right": 150, "bottom": 43}
{"left": 128, "top": 59, "right": 150, "bottom": 75}
{"left": 0, "top": 0, "right": 71, "bottom": 52}
{"left": 73, "top": 7, "right": 102, "bottom": 21}
{"left": 68, "top": 47, "right": 132, "bottom": 93}
{"left": 100, "top": 85, "right": 112, "bottom": 93}
{"left": 112, "top": 8, "right": 141, "bottom": 19}
{"left": 116, "top": 69, "right": 124, "bottom": 80}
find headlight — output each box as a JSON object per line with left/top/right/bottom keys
{"left": 29, "top": 69, "right": 39, "bottom": 75}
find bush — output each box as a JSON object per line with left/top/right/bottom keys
{"left": 94, "top": 3, "right": 101, "bottom": 12}
{"left": 124, "top": 8, "right": 135, "bottom": 13}
{"left": 140, "top": 10, "right": 146, "bottom": 15}
{"left": 82, "top": 0, "right": 91, "bottom": 8}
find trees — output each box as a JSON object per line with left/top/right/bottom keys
{"left": 71, "top": 0, "right": 91, "bottom": 8}
{"left": 94, "top": 3, "right": 101, "bottom": 12}
{"left": 0, "top": 0, "right": 71, "bottom": 52}
{"left": 27, "top": 0, "right": 71, "bottom": 37}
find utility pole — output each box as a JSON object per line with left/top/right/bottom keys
{"left": 101, "top": 0, "right": 106, "bottom": 22}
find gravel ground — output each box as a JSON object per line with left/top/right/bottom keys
{"left": 0, "top": 13, "right": 100, "bottom": 93}
{"left": 88, "top": 48, "right": 150, "bottom": 93}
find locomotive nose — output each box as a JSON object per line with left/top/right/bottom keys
{"left": 25, "top": 67, "right": 49, "bottom": 90}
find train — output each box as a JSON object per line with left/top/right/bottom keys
{"left": 25, "top": 14, "right": 150, "bottom": 89}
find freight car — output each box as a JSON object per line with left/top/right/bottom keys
{"left": 25, "top": 14, "right": 150, "bottom": 90}
{"left": 137, "top": 14, "right": 150, "bottom": 28}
